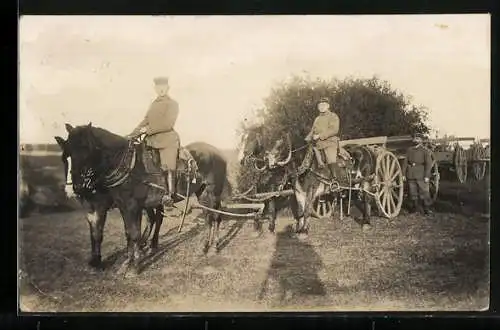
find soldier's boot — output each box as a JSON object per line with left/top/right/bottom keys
{"left": 415, "top": 201, "right": 424, "bottom": 214}
{"left": 167, "top": 170, "right": 177, "bottom": 199}
{"left": 160, "top": 171, "right": 175, "bottom": 207}
{"left": 407, "top": 200, "right": 417, "bottom": 213}
{"left": 328, "top": 163, "right": 338, "bottom": 181}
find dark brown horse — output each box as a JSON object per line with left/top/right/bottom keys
{"left": 239, "top": 132, "right": 294, "bottom": 233}
{"left": 55, "top": 123, "right": 231, "bottom": 276}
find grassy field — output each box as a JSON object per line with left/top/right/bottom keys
{"left": 18, "top": 150, "right": 490, "bottom": 312}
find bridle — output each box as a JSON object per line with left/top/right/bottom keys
{"left": 69, "top": 128, "right": 139, "bottom": 194}
{"left": 243, "top": 133, "right": 295, "bottom": 172}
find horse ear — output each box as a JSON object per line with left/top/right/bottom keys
{"left": 65, "top": 123, "right": 74, "bottom": 133}
{"left": 54, "top": 136, "right": 66, "bottom": 148}
{"left": 87, "top": 122, "right": 92, "bottom": 128}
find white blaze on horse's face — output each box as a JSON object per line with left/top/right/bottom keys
{"left": 64, "top": 156, "right": 76, "bottom": 199}
{"left": 267, "top": 139, "right": 284, "bottom": 168}
{"left": 267, "top": 152, "right": 276, "bottom": 168}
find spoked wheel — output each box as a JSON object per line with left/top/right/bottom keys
{"left": 470, "top": 143, "right": 486, "bottom": 181}
{"left": 429, "top": 159, "right": 440, "bottom": 204}
{"left": 311, "top": 193, "right": 334, "bottom": 219}
{"left": 374, "top": 150, "right": 404, "bottom": 218}
{"left": 454, "top": 144, "right": 468, "bottom": 183}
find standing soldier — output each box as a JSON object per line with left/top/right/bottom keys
{"left": 305, "top": 97, "right": 341, "bottom": 179}
{"left": 129, "top": 76, "right": 180, "bottom": 206}
{"left": 402, "top": 133, "right": 433, "bottom": 215}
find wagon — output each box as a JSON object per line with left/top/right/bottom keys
{"left": 466, "top": 138, "right": 490, "bottom": 181}
{"left": 425, "top": 137, "right": 475, "bottom": 184}
{"left": 311, "top": 135, "right": 441, "bottom": 220}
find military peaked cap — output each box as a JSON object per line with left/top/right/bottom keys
{"left": 153, "top": 76, "right": 169, "bottom": 85}
{"left": 318, "top": 97, "right": 330, "bottom": 104}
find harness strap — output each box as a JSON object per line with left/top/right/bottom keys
{"left": 103, "top": 142, "right": 137, "bottom": 188}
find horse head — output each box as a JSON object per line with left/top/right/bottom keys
{"left": 343, "top": 144, "right": 375, "bottom": 179}
{"left": 265, "top": 133, "right": 293, "bottom": 170}
{"left": 238, "top": 128, "right": 268, "bottom": 171}
{"left": 54, "top": 122, "right": 111, "bottom": 197}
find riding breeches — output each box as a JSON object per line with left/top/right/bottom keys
{"left": 319, "top": 145, "right": 338, "bottom": 164}
{"left": 158, "top": 147, "right": 179, "bottom": 171}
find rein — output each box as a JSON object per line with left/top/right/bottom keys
{"left": 101, "top": 140, "right": 137, "bottom": 188}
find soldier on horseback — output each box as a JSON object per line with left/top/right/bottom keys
{"left": 129, "top": 76, "right": 180, "bottom": 206}
{"left": 305, "top": 97, "right": 341, "bottom": 180}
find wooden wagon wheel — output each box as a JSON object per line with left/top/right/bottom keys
{"left": 453, "top": 144, "right": 467, "bottom": 183}
{"left": 470, "top": 143, "right": 486, "bottom": 181}
{"left": 374, "top": 150, "right": 404, "bottom": 218}
{"left": 311, "top": 193, "right": 334, "bottom": 219}
{"left": 429, "top": 159, "right": 440, "bottom": 203}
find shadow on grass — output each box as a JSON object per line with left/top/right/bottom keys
{"left": 258, "top": 224, "right": 326, "bottom": 305}
{"left": 138, "top": 223, "right": 206, "bottom": 272}
{"left": 215, "top": 220, "right": 246, "bottom": 253}
{"left": 98, "top": 223, "right": 202, "bottom": 272}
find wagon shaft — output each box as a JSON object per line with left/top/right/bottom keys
{"left": 248, "top": 189, "right": 295, "bottom": 199}
{"left": 224, "top": 203, "right": 266, "bottom": 210}
{"left": 175, "top": 193, "right": 265, "bottom": 218}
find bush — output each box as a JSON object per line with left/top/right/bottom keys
{"left": 236, "top": 75, "right": 431, "bottom": 191}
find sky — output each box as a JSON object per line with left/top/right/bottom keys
{"left": 19, "top": 15, "right": 490, "bottom": 149}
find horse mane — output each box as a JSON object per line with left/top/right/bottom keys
{"left": 88, "top": 126, "right": 128, "bottom": 149}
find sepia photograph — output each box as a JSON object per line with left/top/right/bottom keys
{"left": 18, "top": 14, "right": 490, "bottom": 312}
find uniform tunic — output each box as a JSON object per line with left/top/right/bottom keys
{"left": 306, "top": 110, "right": 340, "bottom": 164}
{"left": 132, "top": 95, "right": 180, "bottom": 170}
{"left": 402, "top": 144, "right": 433, "bottom": 204}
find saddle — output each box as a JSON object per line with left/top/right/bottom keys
{"left": 141, "top": 144, "right": 199, "bottom": 179}
{"left": 312, "top": 146, "right": 352, "bottom": 168}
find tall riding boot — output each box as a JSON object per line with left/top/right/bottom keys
{"left": 167, "top": 170, "right": 176, "bottom": 198}
{"left": 415, "top": 200, "right": 424, "bottom": 214}
{"left": 408, "top": 200, "right": 417, "bottom": 213}
{"left": 161, "top": 170, "right": 174, "bottom": 207}
{"left": 328, "top": 163, "right": 337, "bottom": 180}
